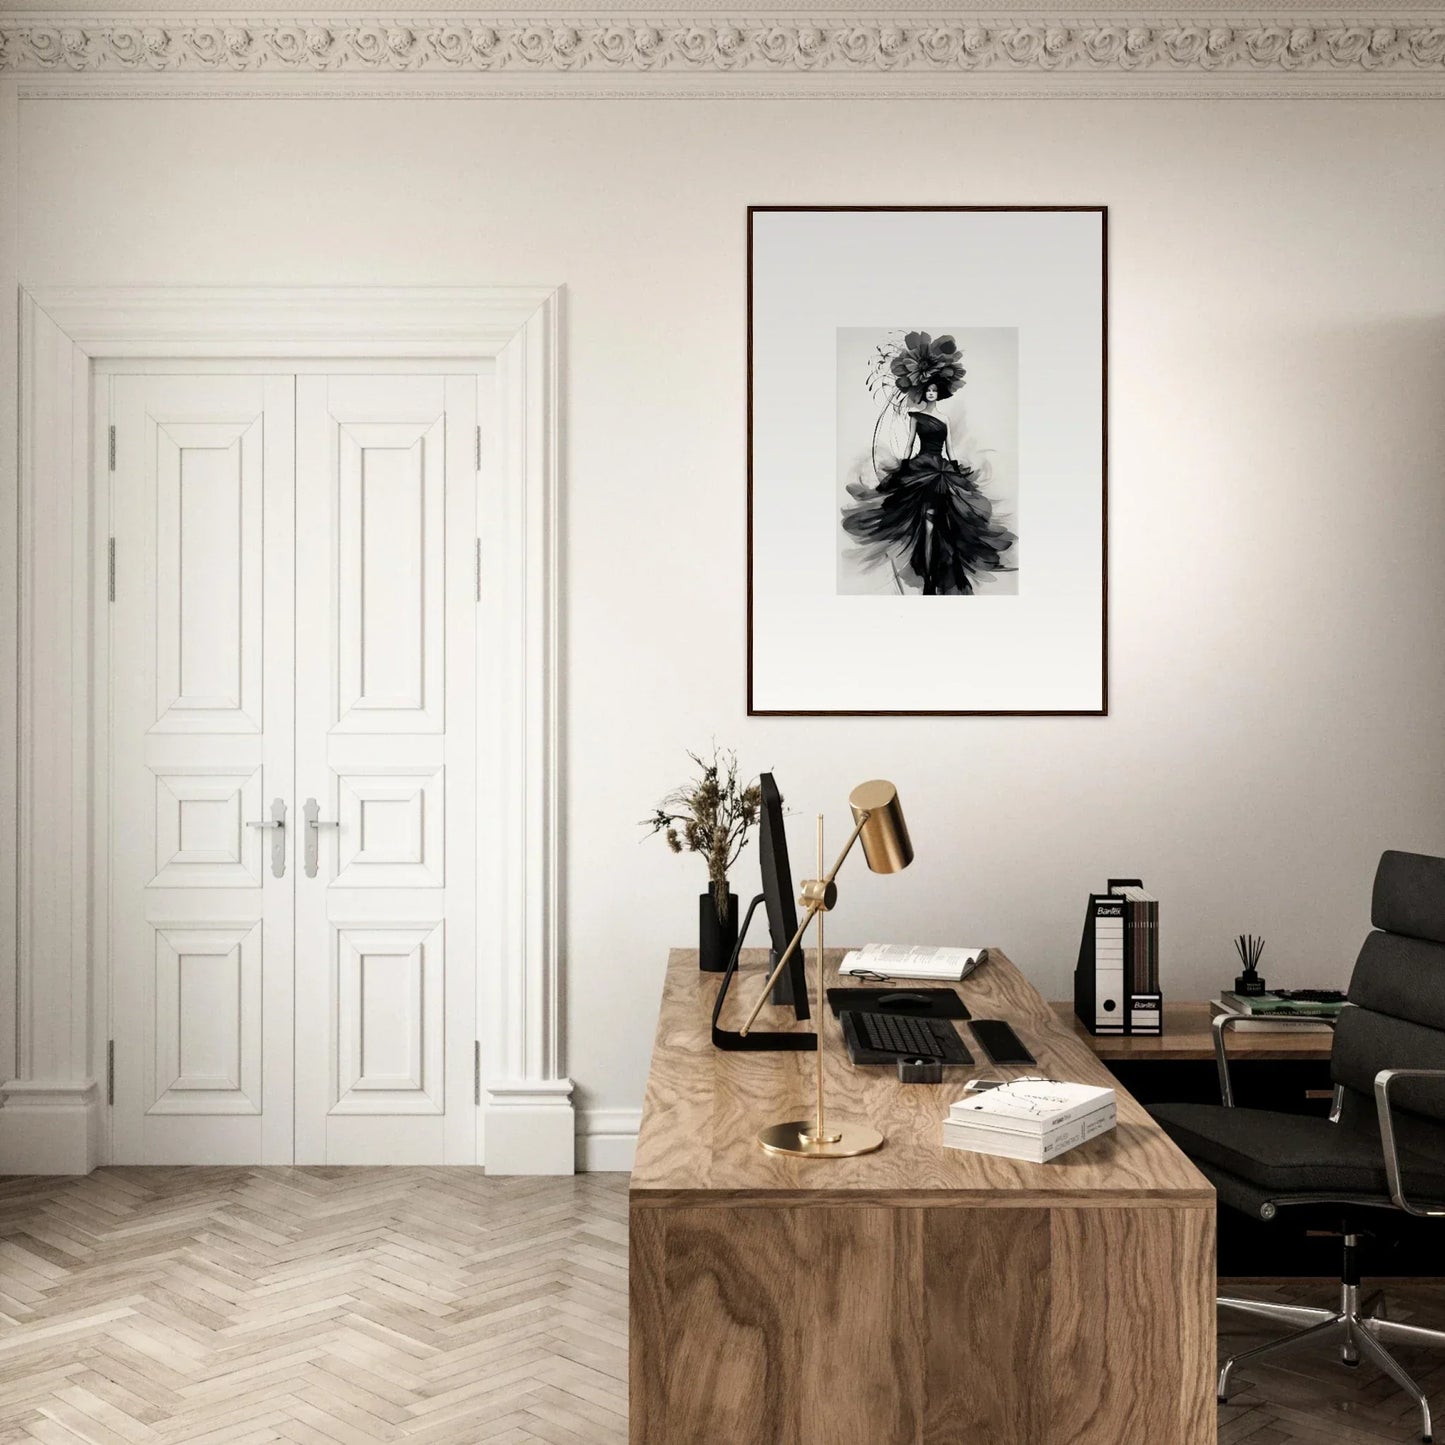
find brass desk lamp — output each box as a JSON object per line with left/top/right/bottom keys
{"left": 738, "top": 779, "right": 913, "bottom": 1158}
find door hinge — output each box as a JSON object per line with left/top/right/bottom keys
{"left": 108, "top": 425, "right": 116, "bottom": 472}
{"left": 475, "top": 424, "right": 482, "bottom": 472}
{"left": 106, "top": 1040, "right": 115, "bottom": 1106}
{"left": 474, "top": 538, "right": 482, "bottom": 603}
{"left": 107, "top": 538, "right": 116, "bottom": 602}
{"left": 474, "top": 1041, "right": 481, "bottom": 1106}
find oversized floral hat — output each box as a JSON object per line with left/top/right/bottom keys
{"left": 890, "top": 331, "right": 967, "bottom": 405}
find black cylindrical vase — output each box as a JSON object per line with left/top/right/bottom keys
{"left": 699, "top": 888, "right": 739, "bottom": 972}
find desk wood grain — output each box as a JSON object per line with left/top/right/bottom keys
{"left": 631, "top": 948, "right": 1212, "bottom": 1205}
{"left": 1052, "top": 999, "right": 1334, "bottom": 1062}
{"left": 629, "top": 949, "right": 1217, "bottom": 1445}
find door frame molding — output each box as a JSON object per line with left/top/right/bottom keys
{"left": 2, "top": 285, "right": 572, "bottom": 1175}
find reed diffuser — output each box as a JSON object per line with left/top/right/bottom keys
{"left": 1233, "top": 934, "right": 1267, "bottom": 996}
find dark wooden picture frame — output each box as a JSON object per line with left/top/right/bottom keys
{"left": 746, "top": 204, "right": 1109, "bottom": 717}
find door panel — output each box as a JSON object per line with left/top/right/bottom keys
{"left": 153, "top": 422, "right": 264, "bottom": 732}
{"left": 334, "top": 922, "right": 444, "bottom": 1112}
{"left": 336, "top": 417, "right": 446, "bottom": 732}
{"left": 294, "top": 375, "right": 478, "bottom": 1164}
{"left": 110, "top": 375, "right": 295, "bottom": 1164}
{"left": 109, "top": 368, "right": 479, "bottom": 1167}
{"left": 150, "top": 767, "right": 265, "bottom": 888}
{"left": 333, "top": 766, "right": 445, "bottom": 888}
{"left": 150, "top": 922, "right": 262, "bottom": 1114}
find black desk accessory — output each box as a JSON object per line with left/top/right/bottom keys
{"left": 826, "top": 987, "right": 969, "bottom": 1021}
{"left": 1233, "top": 933, "right": 1267, "bottom": 996}
{"left": 757, "top": 774, "right": 810, "bottom": 1016}
{"left": 709, "top": 772, "right": 816, "bottom": 1052}
{"left": 840, "top": 1011, "right": 974, "bottom": 1066}
{"left": 711, "top": 894, "right": 816, "bottom": 1052}
{"left": 970, "top": 1019, "right": 1036, "bottom": 1066}
{"left": 896, "top": 1058, "right": 944, "bottom": 1083}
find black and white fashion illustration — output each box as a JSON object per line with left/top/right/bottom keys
{"left": 839, "top": 331, "right": 1017, "bottom": 597}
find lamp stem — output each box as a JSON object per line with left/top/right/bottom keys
{"left": 814, "top": 815, "right": 828, "bottom": 1144}
{"left": 799, "top": 813, "right": 841, "bottom": 1147}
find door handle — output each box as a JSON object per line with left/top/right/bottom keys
{"left": 246, "top": 797, "right": 288, "bottom": 878}
{"left": 303, "top": 797, "right": 340, "bottom": 879}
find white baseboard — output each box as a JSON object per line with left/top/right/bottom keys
{"left": 577, "top": 1107, "right": 640, "bottom": 1173}
{"left": 0, "top": 1080, "right": 637, "bottom": 1176}
{"left": 0, "top": 1080, "right": 102, "bottom": 1175}
{"left": 484, "top": 1079, "right": 576, "bottom": 1175}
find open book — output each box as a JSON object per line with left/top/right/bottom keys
{"left": 838, "top": 944, "right": 986, "bottom": 982}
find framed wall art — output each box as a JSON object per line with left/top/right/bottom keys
{"left": 747, "top": 205, "right": 1108, "bottom": 716}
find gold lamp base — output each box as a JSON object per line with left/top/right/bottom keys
{"left": 757, "top": 1119, "right": 885, "bottom": 1158}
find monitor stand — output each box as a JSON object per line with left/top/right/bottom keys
{"left": 711, "top": 894, "right": 817, "bottom": 1052}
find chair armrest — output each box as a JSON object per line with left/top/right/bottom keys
{"left": 1212, "top": 1011, "right": 1338, "bottom": 1108}
{"left": 1374, "top": 1068, "right": 1445, "bottom": 1218}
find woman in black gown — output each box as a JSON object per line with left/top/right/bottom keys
{"left": 842, "top": 368, "right": 1017, "bottom": 597}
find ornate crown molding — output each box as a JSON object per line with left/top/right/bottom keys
{"left": 3, "top": 14, "right": 1445, "bottom": 89}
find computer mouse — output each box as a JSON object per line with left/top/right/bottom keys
{"left": 877, "top": 992, "right": 932, "bottom": 1009}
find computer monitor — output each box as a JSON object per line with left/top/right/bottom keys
{"left": 709, "top": 771, "right": 815, "bottom": 1051}
{"left": 758, "top": 773, "right": 810, "bottom": 1021}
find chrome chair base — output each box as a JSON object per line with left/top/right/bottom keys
{"left": 1219, "top": 1279, "right": 1445, "bottom": 1443}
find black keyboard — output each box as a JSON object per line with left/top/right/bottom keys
{"left": 842, "top": 1011, "right": 974, "bottom": 1065}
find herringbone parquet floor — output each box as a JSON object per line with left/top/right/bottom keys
{"left": 0, "top": 1169, "right": 628, "bottom": 1445}
{"left": 1, "top": 1168, "right": 1442, "bottom": 1444}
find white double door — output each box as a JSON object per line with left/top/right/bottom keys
{"left": 109, "top": 369, "right": 480, "bottom": 1165}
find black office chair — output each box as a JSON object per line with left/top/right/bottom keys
{"left": 1151, "top": 849, "right": 1445, "bottom": 1443}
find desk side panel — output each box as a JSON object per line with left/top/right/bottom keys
{"left": 921, "top": 1207, "right": 1051, "bottom": 1445}
{"left": 630, "top": 1198, "right": 1215, "bottom": 1445}
{"left": 629, "top": 1204, "right": 667, "bottom": 1442}
{"left": 1049, "top": 1204, "right": 1216, "bottom": 1445}
{"left": 632, "top": 1203, "right": 924, "bottom": 1444}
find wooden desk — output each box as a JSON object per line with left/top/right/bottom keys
{"left": 1052, "top": 1000, "right": 1334, "bottom": 1062}
{"left": 630, "top": 949, "right": 1217, "bottom": 1445}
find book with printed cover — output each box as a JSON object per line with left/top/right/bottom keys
{"left": 943, "top": 1080, "right": 1117, "bottom": 1163}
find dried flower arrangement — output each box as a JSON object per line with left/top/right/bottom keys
{"left": 643, "top": 747, "right": 763, "bottom": 923}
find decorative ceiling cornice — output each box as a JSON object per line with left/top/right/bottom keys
{"left": 3, "top": 13, "right": 1444, "bottom": 91}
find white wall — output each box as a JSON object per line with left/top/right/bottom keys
{"left": 17, "top": 95, "right": 1445, "bottom": 1143}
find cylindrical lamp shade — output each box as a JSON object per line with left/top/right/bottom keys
{"left": 848, "top": 780, "right": 913, "bottom": 874}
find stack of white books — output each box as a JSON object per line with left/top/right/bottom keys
{"left": 839, "top": 943, "right": 985, "bottom": 982}
{"left": 943, "top": 1079, "right": 1117, "bottom": 1163}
